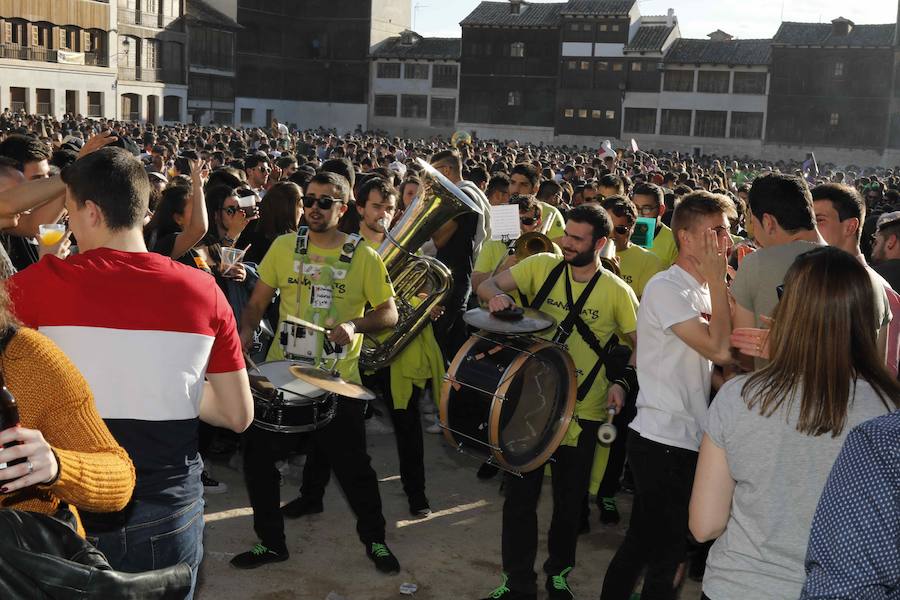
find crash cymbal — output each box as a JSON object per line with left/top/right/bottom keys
{"left": 288, "top": 365, "right": 375, "bottom": 400}
{"left": 463, "top": 307, "right": 556, "bottom": 335}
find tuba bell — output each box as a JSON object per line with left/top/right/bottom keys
{"left": 360, "top": 158, "right": 482, "bottom": 372}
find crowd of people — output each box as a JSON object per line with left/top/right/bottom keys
{"left": 0, "top": 109, "right": 898, "bottom": 600}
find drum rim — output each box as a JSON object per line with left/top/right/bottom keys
{"left": 252, "top": 359, "right": 329, "bottom": 400}
{"left": 440, "top": 334, "right": 577, "bottom": 473}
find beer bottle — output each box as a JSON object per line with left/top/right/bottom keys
{"left": 0, "top": 373, "right": 24, "bottom": 486}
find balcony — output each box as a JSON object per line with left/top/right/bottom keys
{"left": 118, "top": 9, "right": 180, "bottom": 30}
{"left": 0, "top": 44, "right": 108, "bottom": 66}
{"left": 118, "top": 66, "right": 184, "bottom": 84}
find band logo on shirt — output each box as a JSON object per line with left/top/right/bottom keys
{"left": 544, "top": 297, "right": 600, "bottom": 321}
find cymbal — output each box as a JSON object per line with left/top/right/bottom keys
{"left": 463, "top": 307, "right": 556, "bottom": 334}
{"left": 288, "top": 365, "right": 375, "bottom": 400}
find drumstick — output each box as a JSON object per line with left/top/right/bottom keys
{"left": 243, "top": 351, "right": 262, "bottom": 374}
{"left": 285, "top": 314, "right": 331, "bottom": 335}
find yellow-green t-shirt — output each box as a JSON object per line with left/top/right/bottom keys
{"left": 258, "top": 232, "right": 395, "bottom": 384}
{"left": 474, "top": 238, "right": 562, "bottom": 305}
{"left": 648, "top": 223, "right": 678, "bottom": 268}
{"left": 510, "top": 253, "right": 638, "bottom": 422}
{"left": 617, "top": 244, "right": 663, "bottom": 299}
{"left": 540, "top": 201, "right": 566, "bottom": 241}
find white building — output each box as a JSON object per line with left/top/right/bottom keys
{"left": 622, "top": 33, "right": 771, "bottom": 157}
{"left": 369, "top": 30, "right": 461, "bottom": 137}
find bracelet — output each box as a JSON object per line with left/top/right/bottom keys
{"left": 492, "top": 292, "right": 511, "bottom": 301}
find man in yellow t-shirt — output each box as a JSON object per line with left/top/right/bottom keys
{"left": 633, "top": 182, "right": 678, "bottom": 268}
{"left": 602, "top": 196, "right": 663, "bottom": 299}
{"left": 235, "top": 172, "right": 402, "bottom": 574}
{"left": 509, "top": 162, "right": 566, "bottom": 241}
{"left": 476, "top": 204, "right": 638, "bottom": 600}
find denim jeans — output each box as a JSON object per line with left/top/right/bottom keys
{"left": 85, "top": 497, "right": 204, "bottom": 600}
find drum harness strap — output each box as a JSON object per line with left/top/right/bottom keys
{"left": 527, "top": 260, "right": 620, "bottom": 402}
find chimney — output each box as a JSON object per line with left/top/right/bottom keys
{"left": 831, "top": 17, "right": 854, "bottom": 37}
{"left": 707, "top": 29, "right": 734, "bottom": 42}
{"left": 509, "top": 0, "right": 526, "bottom": 15}
{"left": 666, "top": 8, "right": 674, "bottom": 28}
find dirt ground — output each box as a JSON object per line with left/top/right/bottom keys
{"left": 196, "top": 412, "right": 703, "bottom": 600}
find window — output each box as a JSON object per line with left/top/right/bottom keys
{"left": 612, "top": 62, "right": 623, "bottom": 72}
{"left": 592, "top": 109, "right": 602, "bottom": 119}
{"left": 660, "top": 109, "right": 692, "bottom": 136}
{"left": 431, "top": 97, "right": 456, "bottom": 127}
{"left": 374, "top": 94, "right": 397, "bottom": 117}
{"left": 163, "top": 95, "right": 180, "bottom": 121}
{"left": 580, "top": 61, "right": 590, "bottom": 70}
{"left": 87, "top": 91, "right": 103, "bottom": 117}
{"left": 732, "top": 72, "right": 766, "bottom": 94}
{"left": 376, "top": 62, "right": 400, "bottom": 78}
{"left": 730, "top": 111, "right": 763, "bottom": 139}
{"left": 36, "top": 89, "right": 51, "bottom": 115}
{"left": 401, "top": 94, "right": 427, "bottom": 118}
{"left": 510, "top": 42, "right": 525, "bottom": 58}
{"left": 624, "top": 108, "right": 657, "bottom": 134}
{"left": 564, "top": 108, "right": 574, "bottom": 118}
{"left": 507, "top": 90, "right": 522, "bottom": 106}
{"left": 606, "top": 110, "right": 615, "bottom": 120}
{"left": 664, "top": 70, "right": 695, "bottom": 92}
{"left": 9, "top": 87, "right": 26, "bottom": 112}
{"left": 578, "top": 108, "right": 588, "bottom": 118}
{"left": 694, "top": 110, "right": 727, "bottom": 137}
{"left": 611, "top": 24, "right": 620, "bottom": 31}
{"left": 833, "top": 61, "right": 844, "bottom": 77}
{"left": 631, "top": 61, "right": 642, "bottom": 72}
{"left": 697, "top": 71, "right": 730, "bottom": 93}
{"left": 596, "top": 61, "right": 608, "bottom": 71}
{"left": 567, "top": 60, "right": 577, "bottom": 70}
{"left": 145, "top": 39, "right": 159, "bottom": 69}
{"left": 569, "top": 24, "right": 579, "bottom": 31}
{"left": 599, "top": 24, "right": 608, "bottom": 32}
{"left": 240, "top": 107, "right": 253, "bottom": 123}
{"left": 433, "top": 64, "right": 458, "bottom": 89}
{"left": 404, "top": 63, "right": 429, "bottom": 79}
{"left": 582, "top": 24, "right": 592, "bottom": 32}
{"left": 830, "top": 112, "right": 839, "bottom": 126}
{"left": 468, "top": 41, "right": 481, "bottom": 56}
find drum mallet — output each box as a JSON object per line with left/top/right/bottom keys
{"left": 597, "top": 407, "right": 617, "bottom": 444}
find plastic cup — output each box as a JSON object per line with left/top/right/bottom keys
{"left": 38, "top": 224, "right": 65, "bottom": 246}
{"left": 219, "top": 246, "right": 246, "bottom": 274}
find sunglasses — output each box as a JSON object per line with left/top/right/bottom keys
{"left": 614, "top": 225, "right": 630, "bottom": 235}
{"left": 520, "top": 216, "right": 538, "bottom": 226}
{"left": 302, "top": 195, "right": 343, "bottom": 210}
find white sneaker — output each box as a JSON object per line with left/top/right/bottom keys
{"left": 425, "top": 414, "right": 442, "bottom": 434}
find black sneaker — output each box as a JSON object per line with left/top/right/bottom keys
{"left": 545, "top": 567, "right": 574, "bottom": 600}
{"left": 230, "top": 543, "right": 289, "bottom": 569}
{"left": 367, "top": 542, "right": 400, "bottom": 574}
{"left": 598, "top": 496, "right": 620, "bottom": 525}
{"left": 479, "top": 575, "right": 537, "bottom": 600}
{"left": 408, "top": 493, "right": 431, "bottom": 518}
{"left": 477, "top": 462, "right": 500, "bottom": 480}
{"left": 280, "top": 496, "right": 323, "bottom": 519}
{"left": 201, "top": 470, "right": 228, "bottom": 495}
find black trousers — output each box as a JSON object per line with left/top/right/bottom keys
{"left": 297, "top": 369, "right": 427, "bottom": 502}
{"left": 242, "top": 396, "right": 386, "bottom": 552}
{"left": 600, "top": 434, "right": 698, "bottom": 600}
{"left": 433, "top": 307, "right": 469, "bottom": 365}
{"left": 502, "top": 419, "right": 600, "bottom": 594}
{"left": 596, "top": 395, "right": 637, "bottom": 498}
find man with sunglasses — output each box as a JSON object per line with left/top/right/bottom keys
{"left": 234, "top": 171, "right": 402, "bottom": 573}
{"left": 601, "top": 197, "right": 663, "bottom": 300}
{"left": 632, "top": 182, "right": 678, "bottom": 269}
{"left": 244, "top": 152, "right": 271, "bottom": 197}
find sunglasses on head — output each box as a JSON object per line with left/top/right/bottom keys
{"left": 302, "top": 195, "right": 343, "bottom": 210}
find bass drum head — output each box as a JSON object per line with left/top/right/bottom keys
{"left": 491, "top": 342, "right": 576, "bottom": 472}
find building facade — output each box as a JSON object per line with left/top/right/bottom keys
{"left": 369, "top": 30, "right": 460, "bottom": 137}
{"left": 232, "top": 0, "right": 409, "bottom": 132}
{"left": 0, "top": 0, "right": 116, "bottom": 119}
{"left": 186, "top": 0, "right": 239, "bottom": 125}
{"left": 116, "top": 0, "right": 188, "bottom": 123}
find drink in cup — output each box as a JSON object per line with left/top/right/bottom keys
{"left": 38, "top": 224, "right": 65, "bottom": 246}
{"left": 219, "top": 246, "right": 246, "bottom": 276}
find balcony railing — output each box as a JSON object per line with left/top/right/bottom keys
{"left": 118, "top": 66, "right": 184, "bottom": 84}
{"left": 119, "top": 9, "right": 180, "bottom": 29}
{"left": 0, "top": 44, "right": 108, "bottom": 67}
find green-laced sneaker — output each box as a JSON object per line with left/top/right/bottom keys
{"left": 479, "top": 574, "right": 537, "bottom": 600}
{"left": 366, "top": 542, "right": 400, "bottom": 574}
{"left": 229, "top": 543, "right": 288, "bottom": 569}
{"left": 546, "top": 567, "right": 574, "bottom": 600}
{"left": 598, "top": 495, "right": 621, "bottom": 524}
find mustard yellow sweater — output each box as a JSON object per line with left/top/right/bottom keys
{"left": 0, "top": 328, "right": 136, "bottom": 536}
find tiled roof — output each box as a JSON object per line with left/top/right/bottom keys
{"left": 664, "top": 38, "right": 771, "bottom": 65}
{"left": 624, "top": 25, "right": 675, "bottom": 52}
{"left": 560, "top": 0, "right": 636, "bottom": 16}
{"left": 371, "top": 36, "right": 461, "bottom": 60}
{"left": 184, "top": 0, "right": 241, "bottom": 29}
{"left": 460, "top": 2, "right": 565, "bottom": 27}
{"left": 772, "top": 22, "right": 895, "bottom": 47}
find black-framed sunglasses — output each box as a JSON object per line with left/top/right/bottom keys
{"left": 776, "top": 284, "right": 784, "bottom": 300}
{"left": 614, "top": 225, "right": 630, "bottom": 235}
{"left": 223, "top": 206, "right": 241, "bottom": 216}
{"left": 520, "top": 216, "right": 538, "bottom": 226}
{"left": 302, "top": 196, "right": 343, "bottom": 210}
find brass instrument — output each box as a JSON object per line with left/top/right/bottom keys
{"left": 360, "top": 158, "right": 482, "bottom": 372}
{"left": 490, "top": 209, "right": 555, "bottom": 277}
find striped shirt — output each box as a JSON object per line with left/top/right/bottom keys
{"left": 8, "top": 249, "right": 244, "bottom": 504}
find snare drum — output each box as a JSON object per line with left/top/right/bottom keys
{"left": 439, "top": 333, "right": 577, "bottom": 474}
{"left": 251, "top": 360, "right": 336, "bottom": 434}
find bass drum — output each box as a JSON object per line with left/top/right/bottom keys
{"left": 250, "top": 360, "right": 336, "bottom": 434}
{"left": 439, "top": 333, "right": 577, "bottom": 473}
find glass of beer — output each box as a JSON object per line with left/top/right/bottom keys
{"left": 38, "top": 224, "right": 66, "bottom": 246}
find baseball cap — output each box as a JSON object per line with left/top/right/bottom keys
{"left": 876, "top": 211, "right": 900, "bottom": 232}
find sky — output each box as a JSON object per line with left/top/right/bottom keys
{"left": 413, "top": 0, "right": 898, "bottom": 40}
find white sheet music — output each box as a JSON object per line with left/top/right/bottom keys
{"left": 491, "top": 205, "right": 521, "bottom": 241}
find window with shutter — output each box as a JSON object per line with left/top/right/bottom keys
{"left": 58, "top": 27, "right": 66, "bottom": 49}
{"left": 30, "top": 25, "right": 38, "bottom": 47}
{"left": 3, "top": 22, "right": 12, "bottom": 45}
{"left": 83, "top": 31, "right": 92, "bottom": 52}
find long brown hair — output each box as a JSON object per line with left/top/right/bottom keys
{"left": 743, "top": 246, "right": 900, "bottom": 436}
{"left": 258, "top": 181, "right": 302, "bottom": 239}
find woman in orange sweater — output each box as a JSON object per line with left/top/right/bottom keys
{"left": 0, "top": 288, "right": 135, "bottom": 536}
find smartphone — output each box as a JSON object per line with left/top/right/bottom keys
{"left": 630, "top": 217, "right": 656, "bottom": 249}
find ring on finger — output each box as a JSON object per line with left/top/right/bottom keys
{"left": 26, "top": 460, "right": 33, "bottom": 475}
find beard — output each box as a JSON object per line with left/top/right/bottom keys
{"left": 565, "top": 247, "right": 595, "bottom": 267}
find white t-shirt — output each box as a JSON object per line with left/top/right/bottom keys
{"left": 630, "top": 264, "right": 713, "bottom": 451}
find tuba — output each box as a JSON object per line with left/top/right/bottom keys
{"left": 360, "top": 159, "right": 482, "bottom": 372}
